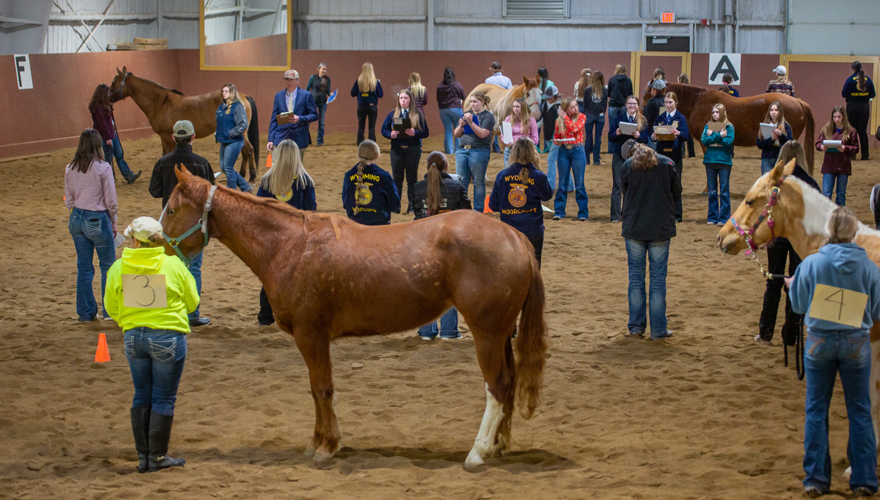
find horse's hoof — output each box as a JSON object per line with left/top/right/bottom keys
{"left": 312, "top": 449, "right": 335, "bottom": 462}
{"left": 303, "top": 447, "right": 316, "bottom": 457}
{"left": 464, "top": 448, "right": 486, "bottom": 469}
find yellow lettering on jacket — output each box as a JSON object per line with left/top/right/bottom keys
{"left": 503, "top": 175, "right": 535, "bottom": 185}
{"left": 501, "top": 207, "right": 538, "bottom": 215}
{"left": 350, "top": 173, "right": 381, "bottom": 183}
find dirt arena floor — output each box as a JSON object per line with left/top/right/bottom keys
{"left": 1, "top": 130, "right": 878, "bottom": 499}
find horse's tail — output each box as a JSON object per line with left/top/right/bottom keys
{"left": 801, "top": 99, "right": 815, "bottom": 173}
{"left": 515, "top": 251, "right": 547, "bottom": 419}
{"left": 246, "top": 95, "right": 260, "bottom": 169}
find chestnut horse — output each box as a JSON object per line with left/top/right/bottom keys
{"left": 465, "top": 76, "right": 543, "bottom": 142}
{"left": 161, "top": 167, "right": 548, "bottom": 467}
{"left": 109, "top": 66, "right": 260, "bottom": 181}
{"left": 717, "top": 159, "right": 880, "bottom": 469}
{"left": 643, "top": 83, "right": 815, "bottom": 169}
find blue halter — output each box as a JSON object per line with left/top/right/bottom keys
{"left": 160, "top": 185, "right": 217, "bottom": 266}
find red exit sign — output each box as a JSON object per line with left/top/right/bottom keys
{"left": 660, "top": 12, "right": 675, "bottom": 23}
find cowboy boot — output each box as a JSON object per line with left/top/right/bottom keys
{"left": 130, "top": 407, "right": 150, "bottom": 473}
{"left": 148, "top": 412, "right": 186, "bottom": 472}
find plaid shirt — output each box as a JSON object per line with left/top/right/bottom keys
{"left": 553, "top": 113, "right": 586, "bottom": 146}
{"left": 766, "top": 78, "right": 795, "bottom": 97}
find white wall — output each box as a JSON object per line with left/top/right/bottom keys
{"left": 788, "top": 0, "right": 880, "bottom": 55}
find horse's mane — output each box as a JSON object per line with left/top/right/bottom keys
{"left": 128, "top": 72, "right": 185, "bottom": 96}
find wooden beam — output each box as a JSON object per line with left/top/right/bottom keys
{"left": 76, "top": 0, "right": 118, "bottom": 53}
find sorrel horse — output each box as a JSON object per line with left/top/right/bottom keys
{"left": 161, "top": 167, "right": 548, "bottom": 467}
{"left": 643, "top": 83, "right": 815, "bottom": 169}
{"left": 465, "top": 76, "right": 543, "bottom": 141}
{"left": 108, "top": 66, "right": 261, "bottom": 181}
{"left": 717, "top": 159, "right": 880, "bottom": 461}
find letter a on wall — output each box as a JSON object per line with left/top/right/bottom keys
{"left": 708, "top": 53, "right": 741, "bottom": 86}
{"left": 14, "top": 55, "right": 33, "bottom": 90}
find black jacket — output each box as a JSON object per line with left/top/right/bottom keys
{"left": 607, "top": 74, "right": 634, "bottom": 108}
{"left": 621, "top": 153, "right": 682, "bottom": 242}
{"left": 149, "top": 143, "right": 215, "bottom": 207}
{"left": 643, "top": 94, "right": 666, "bottom": 137}
{"left": 412, "top": 172, "right": 471, "bottom": 219}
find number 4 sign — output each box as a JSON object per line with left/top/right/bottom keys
{"left": 122, "top": 274, "right": 168, "bottom": 309}
{"left": 808, "top": 284, "right": 869, "bottom": 328}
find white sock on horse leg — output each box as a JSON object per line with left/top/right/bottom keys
{"left": 465, "top": 383, "right": 505, "bottom": 467}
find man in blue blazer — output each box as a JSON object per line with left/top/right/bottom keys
{"left": 268, "top": 69, "right": 318, "bottom": 158}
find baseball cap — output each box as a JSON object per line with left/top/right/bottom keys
{"left": 543, "top": 85, "right": 559, "bottom": 99}
{"left": 124, "top": 217, "right": 164, "bottom": 243}
{"left": 621, "top": 139, "right": 639, "bottom": 160}
{"left": 651, "top": 79, "right": 666, "bottom": 90}
{"left": 284, "top": 69, "right": 299, "bottom": 79}
{"left": 773, "top": 65, "right": 787, "bottom": 75}
{"left": 173, "top": 120, "right": 195, "bottom": 138}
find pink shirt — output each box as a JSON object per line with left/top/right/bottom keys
{"left": 503, "top": 116, "right": 539, "bottom": 146}
{"left": 65, "top": 159, "right": 118, "bottom": 229}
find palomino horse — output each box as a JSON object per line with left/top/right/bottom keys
{"left": 465, "top": 76, "right": 543, "bottom": 141}
{"left": 643, "top": 83, "right": 815, "bottom": 169}
{"left": 161, "top": 167, "right": 548, "bottom": 467}
{"left": 109, "top": 66, "right": 261, "bottom": 181}
{"left": 717, "top": 159, "right": 880, "bottom": 463}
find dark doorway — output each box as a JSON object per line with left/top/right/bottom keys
{"left": 646, "top": 36, "right": 690, "bottom": 52}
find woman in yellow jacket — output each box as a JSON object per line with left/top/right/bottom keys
{"left": 104, "top": 216, "right": 199, "bottom": 473}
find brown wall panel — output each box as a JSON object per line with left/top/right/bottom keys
{"left": 204, "top": 34, "right": 287, "bottom": 68}
{"left": 638, "top": 55, "right": 682, "bottom": 93}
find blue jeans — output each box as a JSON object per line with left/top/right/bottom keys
{"left": 418, "top": 307, "right": 460, "bottom": 339}
{"left": 187, "top": 251, "right": 203, "bottom": 320}
{"left": 316, "top": 102, "right": 327, "bottom": 144}
{"left": 124, "top": 327, "right": 187, "bottom": 416}
{"left": 625, "top": 239, "right": 670, "bottom": 337}
{"left": 760, "top": 157, "right": 776, "bottom": 175}
{"left": 102, "top": 136, "right": 135, "bottom": 179}
{"left": 219, "top": 141, "right": 251, "bottom": 191}
{"left": 822, "top": 173, "right": 848, "bottom": 206}
{"left": 455, "top": 147, "right": 491, "bottom": 211}
{"left": 607, "top": 106, "right": 624, "bottom": 127}
{"left": 706, "top": 166, "right": 731, "bottom": 224}
{"left": 69, "top": 208, "right": 115, "bottom": 321}
{"left": 803, "top": 329, "right": 877, "bottom": 493}
{"left": 546, "top": 143, "right": 574, "bottom": 192}
{"left": 584, "top": 115, "right": 605, "bottom": 164}
{"left": 553, "top": 145, "right": 589, "bottom": 219}
{"left": 439, "top": 108, "right": 462, "bottom": 154}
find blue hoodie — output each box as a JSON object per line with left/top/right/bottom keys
{"left": 789, "top": 242, "right": 880, "bottom": 332}
{"left": 488, "top": 163, "right": 552, "bottom": 238}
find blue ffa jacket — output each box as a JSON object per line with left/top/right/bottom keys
{"left": 756, "top": 122, "right": 793, "bottom": 161}
{"left": 842, "top": 73, "right": 877, "bottom": 103}
{"left": 268, "top": 88, "right": 318, "bottom": 150}
{"left": 350, "top": 80, "right": 384, "bottom": 106}
{"left": 256, "top": 181, "right": 317, "bottom": 211}
{"left": 341, "top": 163, "right": 400, "bottom": 225}
{"left": 719, "top": 85, "right": 740, "bottom": 97}
{"left": 789, "top": 243, "right": 880, "bottom": 333}
{"left": 488, "top": 163, "right": 552, "bottom": 238}
{"left": 653, "top": 110, "right": 690, "bottom": 162}
{"left": 380, "top": 110, "right": 429, "bottom": 150}
{"left": 607, "top": 112, "right": 648, "bottom": 155}
{"left": 215, "top": 100, "right": 247, "bottom": 144}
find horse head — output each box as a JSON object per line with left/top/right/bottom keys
{"left": 161, "top": 166, "right": 221, "bottom": 261}
{"left": 717, "top": 158, "right": 801, "bottom": 255}
{"left": 522, "top": 75, "right": 543, "bottom": 120}
{"left": 109, "top": 66, "right": 131, "bottom": 103}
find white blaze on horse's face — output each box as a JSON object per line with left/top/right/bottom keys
{"left": 526, "top": 88, "right": 542, "bottom": 119}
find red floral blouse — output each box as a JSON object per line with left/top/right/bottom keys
{"left": 553, "top": 113, "right": 586, "bottom": 146}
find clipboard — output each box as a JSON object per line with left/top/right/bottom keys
{"left": 277, "top": 111, "right": 295, "bottom": 124}
{"left": 823, "top": 140, "right": 843, "bottom": 153}
{"left": 501, "top": 121, "right": 513, "bottom": 144}
{"left": 707, "top": 122, "right": 726, "bottom": 133}
{"left": 393, "top": 117, "right": 412, "bottom": 132}
{"left": 618, "top": 121, "right": 639, "bottom": 136}
{"left": 759, "top": 122, "right": 778, "bottom": 139}
{"left": 462, "top": 113, "right": 480, "bottom": 135}
{"left": 654, "top": 125, "right": 676, "bottom": 141}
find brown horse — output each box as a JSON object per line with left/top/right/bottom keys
{"left": 643, "top": 83, "right": 815, "bottom": 169}
{"left": 465, "top": 76, "right": 543, "bottom": 139}
{"left": 161, "top": 167, "right": 548, "bottom": 467}
{"left": 109, "top": 67, "right": 260, "bottom": 181}
{"left": 717, "top": 159, "right": 880, "bottom": 468}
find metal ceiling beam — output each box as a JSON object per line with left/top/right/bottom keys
{"left": 0, "top": 16, "right": 43, "bottom": 25}
{"left": 76, "top": 0, "right": 118, "bottom": 53}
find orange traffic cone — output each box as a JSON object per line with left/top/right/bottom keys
{"left": 265, "top": 152, "right": 273, "bottom": 169}
{"left": 95, "top": 333, "right": 110, "bottom": 363}
{"left": 483, "top": 195, "right": 493, "bottom": 214}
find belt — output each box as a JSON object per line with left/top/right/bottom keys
{"left": 461, "top": 145, "right": 472, "bottom": 150}
{"left": 565, "top": 144, "right": 574, "bottom": 150}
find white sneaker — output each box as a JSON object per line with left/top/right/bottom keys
{"left": 753, "top": 334, "right": 771, "bottom": 346}
{"left": 552, "top": 215, "right": 562, "bottom": 221}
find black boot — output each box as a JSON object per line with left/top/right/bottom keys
{"left": 130, "top": 407, "right": 151, "bottom": 473}
{"left": 126, "top": 170, "right": 142, "bottom": 184}
{"left": 148, "top": 412, "right": 186, "bottom": 472}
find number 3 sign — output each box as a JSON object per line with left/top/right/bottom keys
{"left": 808, "top": 284, "right": 869, "bottom": 328}
{"left": 122, "top": 274, "right": 168, "bottom": 308}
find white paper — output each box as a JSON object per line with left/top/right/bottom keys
{"left": 114, "top": 233, "right": 126, "bottom": 248}
{"left": 501, "top": 121, "right": 513, "bottom": 145}
{"left": 555, "top": 137, "right": 576, "bottom": 142}
{"left": 823, "top": 140, "right": 842, "bottom": 148}
{"left": 759, "top": 123, "right": 778, "bottom": 138}
{"left": 541, "top": 204, "right": 554, "bottom": 213}
{"left": 214, "top": 171, "right": 222, "bottom": 178}
{"left": 618, "top": 122, "right": 639, "bottom": 136}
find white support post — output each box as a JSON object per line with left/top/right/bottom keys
{"left": 272, "top": 0, "right": 284, "bottom": 34}
{"left": 237, "top": 0, "right": 244, "bottom": 41}
{"left": 76, "top": 0, "right": 118, "bottom": 53}
{"left": 58, "top": 0, "right": 105, "bottom": 51}
{"left": 426, "top": 0, "right": 434, "bottom": 50}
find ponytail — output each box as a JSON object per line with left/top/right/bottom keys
{"left": 424, "top": 151, "right": 448, "bottom": 215}
{"left": 354, "top": 140, "right": 380, "bottom": 214}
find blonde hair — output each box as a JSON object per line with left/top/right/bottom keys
{"left": 826, "top": 206, "right": 858, "bottom": 244}
{"left": 466, "top": 90, "right": 491, "bottom": 112}
{"left": 624, "top": 95, "right": 647, "bottom": 130}
{"left": 260, "top": 139, "right": 312, "bottom": 195}
{"left": 408, "top": 72, "right": 426, "bottom": 99}
{"left": 394, "top": 89, "right": 422, "bottom": 130}
{"left": 614, "top": 64, "right": 626, "bottom": 75}
{"left": 591, "top": 71, "right": 605, "bottom": 98}
{"left": 507, "top": 97, "right": 530, "bottom": 136}
{"left": 222, "top": 83, "right": 241, "bottom": 114}
{"left": 777, "top": 141, "right": 812, "bottom": 177}
{"left": 822, "top": 106, "right": 854, "bottom": 141}
{"left": 576, "top": 69, "right": 592, "bottom": 97}
{"left": 711, "top": 103, "right": 731, "bottom": 127}
{"left": 509, "top": 138, "right": 540, "bottom": 185}
{"left": 354, "top": 140, "right": 380, "bottom": 213}
{"left": 357, "top": 62, "right": 377, "bottom": 93}
{"left": 631, "top": 144, "right": 658, "bottom": 171}
{"left": 555, "top": 97, "right": 577, "bottom": 135}
{"left": 762, "top": 102, "right": 788, "bottom": 139}
{"left": 424, "top": 151, "right": 448, "bottom": 216}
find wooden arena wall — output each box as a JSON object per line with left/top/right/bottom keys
{"left": 1, "top": 50, "right": 877, "bottom": 159}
